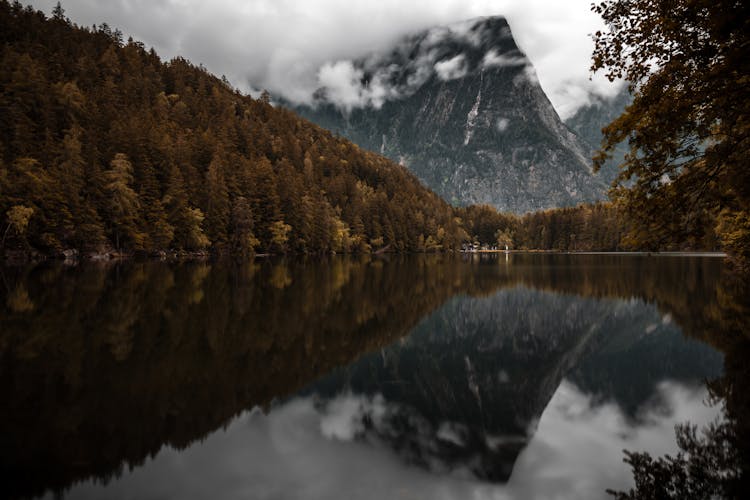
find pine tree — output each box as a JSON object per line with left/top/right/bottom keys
{"left": 205, "top": 153, "right": 230, "bottom": 249}
{"left": 103, "top": 153, "right": 143, "bottom": 250}
{"left": 230, "top": 196, "right": 259, "bottom": 256}
{"left": 138, "top": 161, "right": 173, "bottom": 250}
{"left": 248, "top": 156, "right": 281, "bottom": 250}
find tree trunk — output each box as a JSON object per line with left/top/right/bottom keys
{"left": 1, "top": 223, "right": 11, "bottom": 250}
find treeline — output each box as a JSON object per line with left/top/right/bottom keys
{"left": 458, "top": 202, "right": 718, "bottom": 252}
{"left": 0, "top": 1, "right": 467, "bottom": 257}
{"left": 515, "top": 203, "right": 625, "bottom": 251}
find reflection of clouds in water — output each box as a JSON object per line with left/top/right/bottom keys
{"left": 319, "top": 394, "right": 371, "bottom": 441}
{"left": 509, "top": 380, "right": 720, "bottom": 499}
{"left": 62, "top": 382, "right": 719, "bottom": 500}
{"left": 437, "top": 422, "right": 468, "bottom": 447}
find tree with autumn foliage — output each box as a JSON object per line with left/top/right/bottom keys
{"left": 0, "top": 1, "right": 469, "bottom": 258}
{"left": 591, "top": 0, "right": 750, "bottom": 267}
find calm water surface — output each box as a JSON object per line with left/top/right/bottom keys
{"left": 1, "top": 254, "right": 747, "bottom": 499}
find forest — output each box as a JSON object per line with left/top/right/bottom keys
{"left": 0, "top": 1, "right": 471, "bottom": 257}
{"left": 0, "top": 1, "right": 717, "bottom": 259}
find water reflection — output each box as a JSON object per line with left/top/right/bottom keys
{"left": 0, "top": 254, "right": 744, "bottom": 499}
{"left": 59, "top": 383, "right": 718, "bottom": 500}
{"left": 301, "top": 287, "right": 722, "bottom": 483}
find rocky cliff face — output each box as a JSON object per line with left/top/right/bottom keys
{"left": 292, "top": 17, "right": 607, "bottom": 213}
{"left": 564, "top": 86, "right": 633, "bottom": 186}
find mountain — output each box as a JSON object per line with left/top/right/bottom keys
{"left": 0, "top": 1, "right": 465, "bottom": 257}
{"left": 564, "top": 85, "right": 632, "bottom": 186}
{"left": 291, "top": 17, "right": 607, "bottom": 213}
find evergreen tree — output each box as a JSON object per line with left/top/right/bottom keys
{"left": 205, "top": 153, "right": 230, "bottom": 248}
{"left": 138, "top": 161, "right": 173, "bottom": 250}
{"left": 102, "top": 153, "right": 143, "bottom": 250}
{"left": 162, "top": 163, "right": 192, "bottom": 249}
{"left": 230, "top": 196, "right": 259, "bottom": 256}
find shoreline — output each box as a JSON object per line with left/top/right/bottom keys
{"left": 463, "top": 250, "right": 728, "bottom": 257}
{"left": 1, "top": 249, "right": 728, "bottom": 266}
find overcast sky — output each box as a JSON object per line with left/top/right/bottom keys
{"left": 27, "top": 0, "right": 621, "bottom": 119}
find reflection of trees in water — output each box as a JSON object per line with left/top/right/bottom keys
{"left": 0, "top": 254, "right": 744, "bottom": 497}
{"left": 0, "top": 256, "right": 497, "bottom": 499}
{"left": 607, "top": 271, "right": 750, "bottom": 499}
{"left": 608, "top": 418, "right": 740, "bottom": 499}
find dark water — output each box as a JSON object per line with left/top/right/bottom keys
{"left": 0, "top": 254, "right": 747, "bottom": 499}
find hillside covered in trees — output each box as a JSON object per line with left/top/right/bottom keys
{"left": 0, "top": 1, "right": 471, "bottom": 257}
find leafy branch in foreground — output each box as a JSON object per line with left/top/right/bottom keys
{"left": 591, "top": 0, "right": 750, "bottom": 268}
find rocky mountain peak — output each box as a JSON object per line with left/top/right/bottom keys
{"left": 311, "top": 16, "right": 528, "bottom": 110}
{"left": 293, "top": 17, "right": 607, "bottom": 213}
{"left": 386, "top": 16, "right": 523, "bottom": 76}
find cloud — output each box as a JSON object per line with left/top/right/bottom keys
{"left": 509, "top": 381, "right": 720, "bottom": 497}
{"left": 319, "top": 392, "right": 388, "bottom": 440}
{"left": 436, "top": 421, "right": 468, "bottom": 447}
{"left": 313, "top": 59, "right": 407, "bottom": 110}
{"left": 482, "top": 49, "right": 527, "bottom": 69}
{"left": 317, "top": 61, "right": 366, "bottom": 111}
{"left": 434, "top": 54, "right": 468, "bottom": 81}
{"left": 423, "top": 18, "right": 484, "bottom": 48}
{"left": 26, "top": 0, "right": 621, "bottom": 117}
{"left": 496, "top": 118, "right": 510, "bottom": 133}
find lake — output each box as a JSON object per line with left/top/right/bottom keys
{"left": 1, "top": 253, "right": 747, "bottom": 499}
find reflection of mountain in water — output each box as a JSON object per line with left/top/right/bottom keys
{"left": 0, "top": 255, "right": 731, "bottom": 497}
{"left": 305, "top": 287, "right": 722, "bottom": 481}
